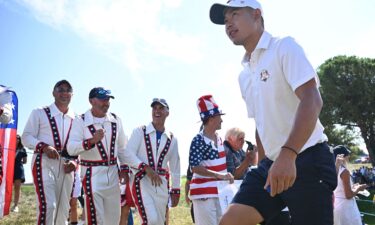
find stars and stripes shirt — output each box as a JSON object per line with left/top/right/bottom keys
{"left": 189, "top": 132, "right": 227, "bottom": 199}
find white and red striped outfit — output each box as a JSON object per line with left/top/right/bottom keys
{"left": 124, "top": 123, "right": 180, "bottom": 225}
{"left": 189, "top": 132, "right": 227, "bottom": 225}
{"left": 22, "top": 103, "right": 77, "bottom": 225}
{"left": 67, "top": 110, "right": 127, "bottom": 225}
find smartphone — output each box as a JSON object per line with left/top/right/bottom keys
{"left": 245, "top": 140, "right": 254, "bottom": 151}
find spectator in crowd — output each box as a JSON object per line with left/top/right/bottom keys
{"left": 124, "top": 98, "right": 180, "bottom": 225}
{"left": 68, "top": 87, "right": 128, "bottom": 225}
{"left": 12, "top": 134, "right": 27, "bottom": 213}
{"left": 333, "top": 145, "right": 367, "bottom": 225}
{"left": 224, "top": 127, "right": 257, "bottom": 179}
{"left": 22, "top": 80, "right": 78, "bottom": 225}
{"left": 189, "top": 95, "right": 234, "bottom": 225}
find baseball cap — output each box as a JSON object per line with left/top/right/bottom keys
{"left": 89, "top": 87, "right": 114, "bottom": 99}
{"left": 151, "top": 98, "right": 169, "bottom": 109}
{"left": 54, "top": 79, "right": 72, "bottom": 91}
{"left": 210, "top": 0, "right": 263, "bottom": 25}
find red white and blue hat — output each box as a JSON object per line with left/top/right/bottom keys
{"left": 197, "top": 95, "right": 225, "bottom": 121}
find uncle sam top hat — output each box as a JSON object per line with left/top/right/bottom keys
{"left": 197, "top": 95, "right": 225, "bottom": 121}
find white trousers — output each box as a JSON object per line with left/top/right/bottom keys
{"left": 32, "top": 154, "right": 74, "bottom": 225}
{"left": 82, "top": 165, "right": 120, "bottom": 225}
{"left": 192, "top": 197, "right": 222, "bottom": 225}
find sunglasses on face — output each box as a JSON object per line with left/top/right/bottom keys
{"left": 55, "top": 87, "right": 73, "bottom": 93}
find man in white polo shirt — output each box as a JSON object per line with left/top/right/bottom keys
{"left": 209, "top": 1, "right": 337, "bottom": 225}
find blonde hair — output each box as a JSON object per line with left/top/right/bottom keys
{"left": 225, "top": 127, "right": 245, "bottom": 141}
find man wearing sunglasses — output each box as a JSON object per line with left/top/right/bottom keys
{"left": 68, "top": 87, "right": 128, "bottom": 225}
{"left": 124, "top": 98, "right": 180, "bottom": 225}
{"left": 22, "top": 79, "right": 78, "bottom": 225}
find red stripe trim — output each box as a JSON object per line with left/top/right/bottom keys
{"left": 32, "top": 156, "right": 46, "bottom": 224}
{"left": 206, "top": 163, "right": 227, "bottom": 172}
{"left": 190, "top": 187, "right": 218, "bottom": 195}
{"left": 191, "top": 178, "right": 218, "bottom": 184}
{"left": 218, "top": 151, "right": 226, "bottom": 158}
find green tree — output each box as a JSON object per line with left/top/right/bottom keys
{"left": 318, "top": 56, "right": 375, "bottom": 165}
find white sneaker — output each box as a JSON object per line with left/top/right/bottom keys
{"left": 12, "top": 206, "right": 19, "bottom": 213}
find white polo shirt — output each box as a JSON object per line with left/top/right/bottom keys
{"left": 238, "top": 31, "right": 327, "bottom": 161}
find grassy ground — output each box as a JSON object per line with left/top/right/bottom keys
{"left": 1, "top": 184, "right": 37, "bottom": 225}
{"left": 0, "top": 180, "right": 195, "bottom": 225}
{"left": 2, "top": 169, "right": 375, "bottom": 225}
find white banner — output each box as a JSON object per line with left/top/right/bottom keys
{"left": 217, "top": 180, "right": 243, "bottom": 213}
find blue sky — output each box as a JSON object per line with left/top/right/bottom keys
{"left": 1, "top": 0, "right": 374, "bottom": 183}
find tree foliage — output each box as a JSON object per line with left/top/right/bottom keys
{"left": 318, "top": 56, "right": 375, "bottom": 165}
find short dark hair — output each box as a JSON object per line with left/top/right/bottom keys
{"left": 53, "top": 80, "right": 72, "bottom": 91}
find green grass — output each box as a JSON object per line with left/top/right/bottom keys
{"left": 1, "top": 184, "right": 37, "bottom": 225}
{"left": 357, "top": 190, "right": 375, "bottom": 225}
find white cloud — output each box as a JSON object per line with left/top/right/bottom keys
{"left": 17, "top": 0, "right": 203, "bottom": 79}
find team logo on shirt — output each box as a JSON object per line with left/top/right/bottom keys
{"left": 260, "top": 69, "right": 270, "bottom": 82}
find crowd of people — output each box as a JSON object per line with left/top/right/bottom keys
{"left": 352, "top": 166, "right": 375, "bottom": 188}
{"left": 1, "top": 0, "right": 372, "bottom": 225}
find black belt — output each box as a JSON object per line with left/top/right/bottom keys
{"left": 80, "top": 159, "right": 117, "bottom": 167}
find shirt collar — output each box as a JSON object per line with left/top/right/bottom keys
{"left": 49, "top": 103, "right": 75, "bottom": 119}
{"left": 83, "top": 109, "right": 117, "bottom": 126}
{"left": 224, "top": 140, "right": 236, "bottom": 152}
{"left": 241, "top": 31, "right": 272, "bottom": 65}
{"left": 145, "top": 122, "right": 172, "bottom": 139}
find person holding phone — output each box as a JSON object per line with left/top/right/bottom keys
{"left": 333, "top": 145, "right": 367, "bottom": 225}
{"left": 224, "top": 127, "right": 257, "bottom": 180}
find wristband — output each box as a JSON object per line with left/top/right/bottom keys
{"left": 281, "top": 146, "right": 298, "bottom": 156}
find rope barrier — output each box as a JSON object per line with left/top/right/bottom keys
{"left": 356, "top": 198, "right": 375, "bottom": 218}
{"left": 356, "top": 199, "right": 374, "bottom": 204}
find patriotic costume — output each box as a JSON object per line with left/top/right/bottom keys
{"left": 67, "top": 110, "right": 127, "bottom": 225}
{"left": 22, "top": 103, "right": 76, "bottom": 225}
{"left": 0, "top": 86, "right": 17, "bottom": 218}
{"left": 189, "top": 95, "right": 230, "bottom": 225}
{"left": 125, "top": 123, "right": 180, "bottom": 225}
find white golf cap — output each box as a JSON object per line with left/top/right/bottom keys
{"left": 210, "top": 0, "right": 263, "bottom": 25}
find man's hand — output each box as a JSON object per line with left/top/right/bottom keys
{"left": 119, "top": 171, "right": 129, "bottom": 184}
{"left": 90, "top": 128, "right": 105, "bottom": 144}
{"left": 170, "top": 194, "right": 180, "bottom": 207}
{"left": 245, "top": 145, "right": 258, "bottom": 166}
{"left": 63, "top": 161, "right": 76, "bottom": 173}
{"left": 264, "top": 148, "right": 297, "bottom": 197}
{"left": 185, "top": 194, "right": 191, "bottom": 205}
{"left": 43, "top": 146, "right": 60, "bottom": 159}
{"left": 217, "top": 172, "right": 234, "bottom": 184}
{"left": 145, "top": 166, "right": 162, "bottom": 187}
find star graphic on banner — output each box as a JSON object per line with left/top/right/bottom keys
{"left": 9, "top": 119, "right": 15, "bottom": 124}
